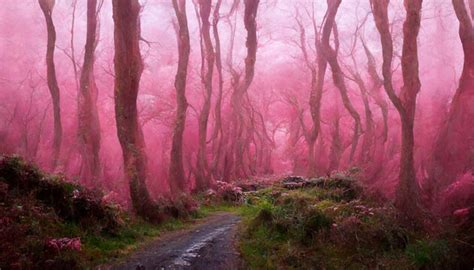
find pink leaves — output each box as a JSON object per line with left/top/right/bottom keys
{"left": 46, "top": 237, "right": 81, "bottom": 252}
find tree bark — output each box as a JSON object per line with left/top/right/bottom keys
{"left": 210, "top": 0, "right": 224, "bottom": 180}
{"left": 78, "top": 0, "right": 101, "bottom": 187}
{"left": 295, "top": 11, "right": 327, "bottom": 177}
{"left": 195, "top": 0, "right": 215, "bottom": 191}
{"left": 362, "top": 40, "right": 389, "bottom": 142}
{"left": 322, "top": 0, "right": 362, "bottom": 163}
{"left": 169, "top": 0, "right": 190, "bottom": 193}
{"left": 370, "top": 0, "right": 423, "bottom": 220}
{"left": 39, "top": 0, "right": 62, "bottom": 170}
{"left": 112, "top": 0, "right": 153, "bottom": 217}
{"left": 430, "top": 0, "right": 474, "bottom": 192}
{"left": 229, "top": 0, "right": 259, "bottom": 179}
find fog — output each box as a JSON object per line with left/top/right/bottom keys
{"left": 0, "top": 0, "right": 472, "bottom": 217}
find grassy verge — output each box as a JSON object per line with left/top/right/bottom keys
{"left": 235, "top": 181, "right": 473, "bottom": 270}
{"left": 79, "top": 217, "right": 186, "bottom": 267}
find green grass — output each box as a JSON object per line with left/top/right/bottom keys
{"left": 82, "top": 204, "right": 239, "bottom": 267}
{"left": 234, "top": 183, "right": 471, "bottom": 270}
{"left": 79, "top": 218, "right": 185, "bottom": 266}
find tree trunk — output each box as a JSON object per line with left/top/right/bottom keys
{"left": 78, "top": 0, "right": 101, "bottom": 187}
{"left": 370, "top": 0, "right": 423, "bottom": 220}
{"left": 294, "top": 12, "right": 327, "bottom": 177}
{"left": 169, "top": 0, "right": 190, "bottom": 193}
{"left": 112, "top": 0, "right": 153, "bottom": 217}
{"left": 229, "top": 0, "right": 259, "bottom": 179}
{"left": 39, "top": 0, "right": 62, "bottom": 170}
{"left": 195, "top": 0, "right": 215, "bottom": 191}
{"left": 396, "top": 0, "right": 423, "bottom": 219}
{"left": 210, "top": 0, "right": 224, "bottom": 180}
{"left": 430, "top": 0, "right": 474, "bottom": 192}
{"left": 328, "top": 114, "right": 343, "bottom": 172}
{"left": 354, "top": 76, "right": 374, "bottom": 164}
{"left": 362, "top": 40, "right": 389, "bottom": 142}
{"left": 322, "top": 0, "right": 362, "bottom": 163}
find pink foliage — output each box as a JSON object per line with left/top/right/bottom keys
{"left": 46, "top": 237, "right": 81, "bottom": 252}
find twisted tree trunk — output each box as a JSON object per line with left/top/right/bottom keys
{"left": 210, "top": 0, "right": 224, "bottom": 180}
{"left": 322, "top": 0, "right": 362, "bottom": 163}
{"left": 112, "top": 0, "right": 153, "bottom": 217}
{"left": 78, "top": 0, "right": 101, "bottom": 187}
{"left": 370, "top": 0, "right": 423, "bottom": 220}
{"left": 39, "top": 0, "right": 62, "bottom": 170}
{"left": 195, "top": 0, "right": 215, "bottom": 191}
{"left": 229, "top": 0, "right": 259, "bottom": 179}
{"left": 169, "top": 0, "right": 190, "bottom": 193}
{"left": 430, "top": 0, "right": 474, "bottom": 193}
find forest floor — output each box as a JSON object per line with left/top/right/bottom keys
{"left": 107, "top": 212, "right": 242, "bottom": 270}
{"left": 1, "top": 155, "right": 472, "bottom": 269}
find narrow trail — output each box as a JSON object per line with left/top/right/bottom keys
{"left": 110, "top": 212, "right": 242, "bottom": 270}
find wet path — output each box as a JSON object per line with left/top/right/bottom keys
{"left": 110, "top": 213, "right": 242, "bottom": 270}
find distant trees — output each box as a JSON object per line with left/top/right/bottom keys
{"left": 294, "top": 5, "right": 327, "bottom": 177}
{"left": 169, "top": 0, "right": 191, "bottom": 193}
{"left": 228, "top": 0, "right": 260, "bottom": 179}
{"left": 38, "top": 0, "right": 62, "bottom": 169}
{"left": 78, "top": 0, "right": 102, "bottom": 187}
{"left": 112, "top": 0, "right": 154, "bottom": 217}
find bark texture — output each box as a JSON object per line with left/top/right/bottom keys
{"left": 195, "top": 0, "right": 215, "bottom": 191}
{"left": 169, "top": 0, "right": 190, "bottom": 193}
{"left": 322, "top": 0, "right": 362, "bottom": 163}
{"left": 39, "top": 0, "right": 62, "bottom": 169}
{"left": 78, "top": 0, "right": 101, "bottom": 187}
{"left": 112, "top": 0, "right": 153, "bottom": 217}
{"left": 430, "top": 0, "right": 474, "bottom": 193}
{"left": 370, "top": 0, "right": 423, "bottom": 220}
{"left": 229, "top": 0, "right": 259, "bottom": 179}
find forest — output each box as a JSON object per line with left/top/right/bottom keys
{"left": 0, "top": 0, "right": 473, "bottom": 269}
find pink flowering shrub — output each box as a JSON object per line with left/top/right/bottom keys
{"left": 46, "top": 237, "right": 81, "bottom": 252}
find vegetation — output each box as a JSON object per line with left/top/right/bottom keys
{"left": 237, "top": 172, "right": 474, "bottom": 270}
{"left": 0, "top": 155, "right": 207, "bottom": 269}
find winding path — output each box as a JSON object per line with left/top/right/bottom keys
{"left": 110, "top": 212, "right": 242, "bottom": 270}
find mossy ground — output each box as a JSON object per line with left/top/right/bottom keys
{"left": 236, "top": 179, "right": 473, "bottom": 270}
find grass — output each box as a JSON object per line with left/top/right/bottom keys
{"left": 234, "top": 178, "right": 472, "bottom": 270}
{"left": 80, "top": 217, "right": 186, "bottom": 267}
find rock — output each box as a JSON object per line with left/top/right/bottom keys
{"left": 282, "top": 176, "right": 306, "bottom": 184}
{"left": 238, "top": 183, "right": 261, "bottom": 192}
{"left": 283, "top": 182, "right": 304, "bottom": 189}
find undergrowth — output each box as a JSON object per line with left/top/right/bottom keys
{"left": 0, "top": 155, "right": 215, "bottom": 269}
{"left": 237, "top": 174, "right": 474, "bottom": 270}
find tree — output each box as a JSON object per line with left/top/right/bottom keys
{"left": 112, "top": 0, "right": 154, "bottom": 217}
{"left": 210, "top": 0, "right": 224, "bottom": 180}
{"left": 294, "top": 5, "right": 327, "bottom": 176}
{"left": 38, "top": 0, "right": 62, "bottom": 169}
{"left": 78, "top": 0, "right": 102, "bottom": 187}
{"left": 195, "top": 0, "right": 215, "bottom": 191}
{"left": 429, "top": 0, "right": 474, "bottom": 193}
{"left": 229, "top": 0, "right": 260, "bottom": 179}
{"left": 322, "top": 0, "right": 362, "bottom": 163}
{"left": 169, "top": 0, "right": 191, "bottom": 193}
{"left": 370, "top": 0, "right": 423, "bottom": 220}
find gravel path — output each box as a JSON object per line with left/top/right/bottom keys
{"left": 109, "top": 212, "right": 242, "bottom": 270}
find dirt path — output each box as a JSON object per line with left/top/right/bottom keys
{"left": 109, "top": 212, "right": 242, "bottom": 270}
